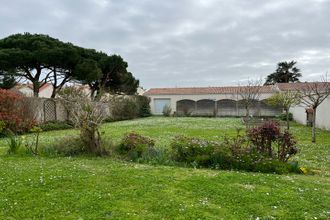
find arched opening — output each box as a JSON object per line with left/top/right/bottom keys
{"left": 176, "top": 99, "right": 196, "bottom": 116}
{"left": 237, "top": 99, "right": 259, "bottom": 117}
{"left": 259, "top": 99, "right": 282, "bottom": 116}
{"left": 217, "top": 99, "right": 237, "bottom": 116}
{"left": 196, "top": 99, "right": 215, "bottom": 116}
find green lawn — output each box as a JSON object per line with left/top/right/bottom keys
{"left": 0, "top": 117, "right": 329, "bottom": 219}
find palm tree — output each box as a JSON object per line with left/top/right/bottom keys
{"left": 264, "top": 61, "right": 302, "bottom": 85}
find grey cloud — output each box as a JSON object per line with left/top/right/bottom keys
{"left": 0, "top": 0, "right": 329, "bottom": 88}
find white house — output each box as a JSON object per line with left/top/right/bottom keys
{"left": 144, "top": 82, "right": 330, "bottom": 130}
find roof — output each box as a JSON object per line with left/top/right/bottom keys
{"left": 13, "top": 83, "right": 52, "bottom": 91}
{"left": 144, "top": 85, "right": 275, "bottom": 95}
{"left": 276, "top": 82, "right": 330, "bottom": 91}
{"left": 144, "top": 82, "right": 330, "bottom": 96}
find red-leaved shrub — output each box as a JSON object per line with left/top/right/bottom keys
{"left": 247, "top": 121, "right": 298, "bottom": 162}
{"left": 0, "top": 89, "right": 36, "bottom": 133}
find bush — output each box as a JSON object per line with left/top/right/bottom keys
{"left": 118, "top": 132, "right": 155, "bottom": 161}
{"left": 6, "top": 131, "right": 22, "bottom": 155}
{"left": 278, "top": 112, "right": 293, "bottom": 121}
{"left": 247, "top": 121, "right": 298, "bottom": 162}
{"left": 170, "top": 136, "right": 222, "bottom": 167}
{"left": 135, "top": 96, "right": 151, "bottom": 117}
{"left": 109, "top": 96, "right": 139, "bottom": 121}
{"left": 39, "top": 120, "right": 73, "bottom": 131}
{"left": 0, "top": 89, "right": 36, "bottom": 133}
{"left": 169, "top": 129, "right": 300, "bottom": 174}
{"left": 48, "top": 136, "right": 86, "bottom": 156}
{"left": 162, "top": 105, "right": 172, "bottom": 117}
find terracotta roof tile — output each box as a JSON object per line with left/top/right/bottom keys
{"left": 144, "top": 85, "right": 275, "bottom": 95}
{"left": 144, "top": 82, "right": 330, "bottom": 96}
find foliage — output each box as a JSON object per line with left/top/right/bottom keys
{"left": 0, "top": 120, "right": 5, "bottom": 137}
{"left": 135, "top": 95, "right": 151, "bottom": 117}
{"left": 107, "top": 95, "right": 150, "bottom": 121}
{"left": 266, "top": 90, "right": 300, "bottom": 129}
{"left": 247, "top": 121, "right": 298, "bottom": 162}
{"left": 118, "top": 132, "right": 155, "bottom": 161}
{"left": 6, "top": 130, "right": 22, "bottom": 154}
{"left": 0, "top": 117, "right": 329, "bottom": 219}
{"left": 170, "top": 136, "right": 220, "bottom": 167}
{"left": 237, "top": 79, "right": 262, "bottom": 118}
{"left": 0, "top": 89, "right": 36, "bottom": 133}
{"left": 247, "top": 121, "right": 281, "bottom": 156}
{"left": 0, "top": 33, "right": 139, "bottom": 98}
{"left": 48, "top": 136, "right": 86, "bottom": 156}
{"left": 39, "top": 120, "right": 73, "bottom": 131}
{"left": 24, "top": 126, "right": 43, "bottom": 155}
{"left": 278, "top": 112, "right": 293, "bottom": 121}
{"left": 162, "top": 105, "right": 172, "bottom": 117}
{"left": 59, "top": 88, "right": 108, "bottom": 156}
{"left": 298, "top": 78, "right": 330, "bottom": 143}
{"left": 109, "top": 96, "right": 139, "bottom": 121}
{"left": 0, "top": 70, "right": 16, "bottom": 89}
{"left": 265, "top": 60, "right": 302, "bottom": 85}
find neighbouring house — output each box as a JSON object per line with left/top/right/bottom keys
{"left": 276, "top": 82, "right": 330, "bottom": 130}
{"left": 144, "top": 82, "right": 330, "bottom": 130}
{"left": 11, "top": 83, "right": 53, "bottom": 98}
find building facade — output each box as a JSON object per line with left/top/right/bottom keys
{"left": 144, "top": 83, "right": 330, "bottom": 130}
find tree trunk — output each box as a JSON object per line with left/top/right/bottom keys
{"left": 51, "top": 86, "right": 56, "bottom": 98}
{"left": 312, "top": 107, "right": 316, "bottom": 143}
{"left": 285, "top": 109, "right": 290, "bottom": 130}
{"left": 32, "top": 82, "right": 39, "bottom": 97}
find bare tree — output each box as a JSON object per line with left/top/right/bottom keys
{"left": 237, "top": 79, "right": 263, "bottom": 119}
{"left": 298, "top": 76, "right": 330, "bottom": 143}
{"left": 266, "top": 90, "right": 301, "bottom": 130}
{"left": 59, "top": 87, "right": 108, "bottom": 155}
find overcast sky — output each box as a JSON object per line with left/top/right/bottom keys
{"left": 1, "top": 0, "right": 330, "bottom": 88}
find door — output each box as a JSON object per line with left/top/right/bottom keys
{"left": 154, "top": 98, "right": 171, "bottom": 114}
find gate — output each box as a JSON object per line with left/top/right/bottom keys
{"left": 43, "top": 99, "right": 57, "bottom": 122}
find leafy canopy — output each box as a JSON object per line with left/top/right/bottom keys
{"left": 265, "top": 61, "right": 302, "bottom": 85}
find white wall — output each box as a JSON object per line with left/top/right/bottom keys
{"left": 290, "top": 96, "right": 330, "bottom": 130}
{"left": 146, "top": 93, "right": 274, "bottom": 115}
{"left": 39, "top": 86, "right": 53, "bottom": 98}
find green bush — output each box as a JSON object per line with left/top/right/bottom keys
{"left": 0, "top": 120, "right": 5, "bottom": 137}
{"left": 170, "top": 136, "right": 222, "bottom": 167}
{"left": 6, "top": 131, "right": 22, "bottom": 155}
{"left": 162, "top": 105, "right": 172, "bottom": 117}
{"left": 135, "top": 95, "right": 151, "bottom": 117}
{"left": 39, "top": 121, "right": 73, "bottom": 131}
{"left": 118, "top": 132, "right": 155, "bottom": 161}
{"left": 110, "top": 97, "right": 139, "bottom": 121}
{"left": 170, "top": 133, "right": 300, "bottom": 174}
{"left": 278, "top": 112, "right": 293, "bottom": 121}
{"left": 48, "top": 136, "right": 86, "bottom": 156}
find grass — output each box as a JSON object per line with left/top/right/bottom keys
{"left": 0, "top": 117, "right": 329, "bottom": 219}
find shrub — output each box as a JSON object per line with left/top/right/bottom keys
{"left": 6, "top": 131, "right": 22, "bottom": 155}
{"left": 278, "top": 112, "right": 293, "bottom": 121}
{"left": 49, "top": 136, "right": 86, "bottom": 156}
{"left": 59, "top": 88, "right": 108, "bottom": 156}
{"left": 0, "top": 89, "right": 36, "bottom": 133}
{"left": 247, "top": 121, "right": 298, "bottom": 162}
{"left": 118, "top": 132, "right": 155, "bottom": 161}
{"left": 109, "top": 96, "right": 139, "bottom": 121}
{"left": 39, "top": 120, "right": 73, "bottom": 131}
{"left": 247, "top": 121, "right": 281, "bottom": 156}
{"left": 0, "top": 120, "right": 5, "bottom": 137}
{"left": 23, "top": 126, "right": 42, "bottom": 155}
{"left": 135, "top": 95, "right": 151, "bottom": 117}
{"left": 170, "top": 136, "right": 221, "bottom": 167}
{"left": 162, "top": 105, "right": 172, "bottom": 117}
